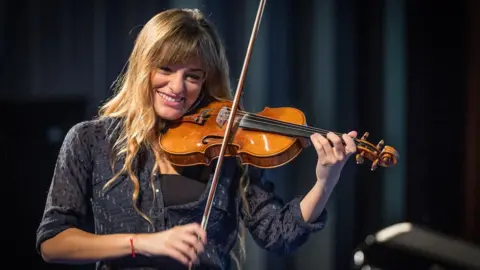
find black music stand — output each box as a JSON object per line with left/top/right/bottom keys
{"left": 352, "top": 222, "right": 480, "bottom": 270}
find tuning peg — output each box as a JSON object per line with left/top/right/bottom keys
{"left": 371, "top": 159, "right": 379, "bottom": 171}
{"left": 376, "top": 139, "right": 384, "bottom": 151}
{"left": 356, "top": 152, "right": 365, "bottom": 164}
{"left": 360, "top": 132, "right": 369, "bottom": 140}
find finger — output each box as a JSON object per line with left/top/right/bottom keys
{"left": 326, "top": 132, "right": 345, "bottom": 161}
{"left": 164, "top": 243, "right": 191, "bottom": 266}
{"left": 183, "top": 223, "right": 207, "bottom": 244}
{"left": 170, "top": 240, "right": 199, "bottom": 264}
{"left": 310, "top": 133, "right": 327, "bottom": 157}
{"left": 179, "top": 232, "right": 205, "bottom": 254}
{"left": 347, "top": 130, "right": 358, "bottom": 138}
{"left": 342, "top": 133, "right": 357, "bottom": 155}
{"left": 179, "top": 224, "right": 206, "bottom": 257}
{"left": 312, "top": 133, "right": 335, "bottom": 163}
{"left": 317, "top": 133, "right": 335, "bottom": 162}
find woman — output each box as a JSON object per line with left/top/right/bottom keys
{"left": 36, "top": 8, "right": 357, "bottom": 270}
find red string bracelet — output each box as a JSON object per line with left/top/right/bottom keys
{"left": 130, "top": 237, "right": 136, "bottom": 258}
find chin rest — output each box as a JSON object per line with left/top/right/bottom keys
{"left": 352, "top": 222, "right": 480, "bottom": 270}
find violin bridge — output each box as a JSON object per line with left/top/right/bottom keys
{"left": 216, "top": 107, "right": 243, "bottom": 129}
{"left": 216, "top": 107, "right": 228, "bottom": 127}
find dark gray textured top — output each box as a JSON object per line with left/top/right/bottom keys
{"left": 36, "top": 116, "right": 328, "bottom": 270}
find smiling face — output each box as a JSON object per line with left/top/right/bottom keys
{"left": 151, "top": 57, "right": 206, "bottom": 120}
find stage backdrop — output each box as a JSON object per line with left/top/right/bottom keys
{"left": 0, "top": 0, "right": 476, "bottom": 269}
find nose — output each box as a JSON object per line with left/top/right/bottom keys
{"left": 168, "top": 71, "right": 186, "bottom": 94}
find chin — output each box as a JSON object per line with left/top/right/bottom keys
{"left": 155, "top": 108, "right": 185, "bottom": 121}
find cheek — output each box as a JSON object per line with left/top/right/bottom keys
{"left": 151, "top": 72, "right": 167, "bottom": 86}
{"left": 185, "top": 84, "right": 203, "bottom": 104}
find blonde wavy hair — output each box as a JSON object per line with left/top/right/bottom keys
{"left": 98, "top": 8, "right": 249, "bottom": 268}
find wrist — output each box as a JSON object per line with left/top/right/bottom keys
{"left": 314, "top": 177, "right": 335, "bottom": 195}
{"left": 316, "top": 165, "right": 343, "bottom": 184}
{"left": 316, "top": 173, "right": 339, "bottom": 186}
{"left": 130, "top": 234, "right": 144, "bottom": 257}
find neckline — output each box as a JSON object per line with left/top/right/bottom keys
{"left": 162, "top": 174, "right": 214, "bottom": 210}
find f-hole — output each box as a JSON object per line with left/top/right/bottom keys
{"left": 202, "top": 135, "right": 224, "bottom": 144}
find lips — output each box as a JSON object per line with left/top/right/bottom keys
{"left": 156, "top": 90, "right": 185, "bottom": 104}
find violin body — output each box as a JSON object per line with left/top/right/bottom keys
{"left": 160, "top": 100, "right": 310, "bottom": 168}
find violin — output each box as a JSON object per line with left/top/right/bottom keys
{"left": 160, "top": 99, "right": 399, "bottom": 171}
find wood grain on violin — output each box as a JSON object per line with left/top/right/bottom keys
{"left": 160, "top": 100, "right": 399, "bottom": 171}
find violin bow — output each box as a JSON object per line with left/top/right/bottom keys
{"left": 199, "top": 0, "right": 267, "bottom": 234}
{"left": 189, "top": 2, "right": 267, "bottom": 268}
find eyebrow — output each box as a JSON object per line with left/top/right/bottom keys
{"left": 188, "top": 68, "right": 205, "bottom": 73}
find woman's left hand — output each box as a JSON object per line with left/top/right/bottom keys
{"left": 310, "top": 131, "right": 357, "bottom": 184}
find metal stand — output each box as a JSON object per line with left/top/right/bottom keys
{"left": 352, "top": 222, "right": 480, "bottom": 270}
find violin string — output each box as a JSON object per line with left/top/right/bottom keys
{"left": 242, "top": 114, "right": 361, "bottom": 145}
{"left": 224, "top": 108, "right": 339, "bottom": 135}
{"left": 221, "top": 108, "right": 363, "bottom": 145}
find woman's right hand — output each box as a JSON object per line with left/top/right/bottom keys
{"left": 134, "top": 223, "right": 207, "bottom": 266}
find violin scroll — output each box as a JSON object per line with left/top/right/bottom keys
{"left": 355, "top": 132, "right": 399, "bottom": 171}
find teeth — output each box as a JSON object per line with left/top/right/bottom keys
{"left": 159, "top": 92, "right": 183, "bottom": 103}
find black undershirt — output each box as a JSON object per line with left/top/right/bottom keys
{"left": 160, "top": 174, "right": 207, "bottom": 207}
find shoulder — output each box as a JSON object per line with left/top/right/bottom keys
{"left": 62, "top": 116, "right": 122, "bottom": 151}
{"left": 66, "top": 116, "right": 119, "bottom": 139}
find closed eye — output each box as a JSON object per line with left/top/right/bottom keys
{"left": 186, "top": 74, "right": 202, "bottom": 80}
{"left": 157, "top": 66, "right": 205, "bottom": 82}
{"left": 158, "top": 66, "right": 172, "bottom": 73}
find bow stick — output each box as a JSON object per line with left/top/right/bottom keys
{"left": 199, "top": 0, "right": 267, "bottom": 234}
{"left": 189, "top": 2, "right": 267, "bottom": 269}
